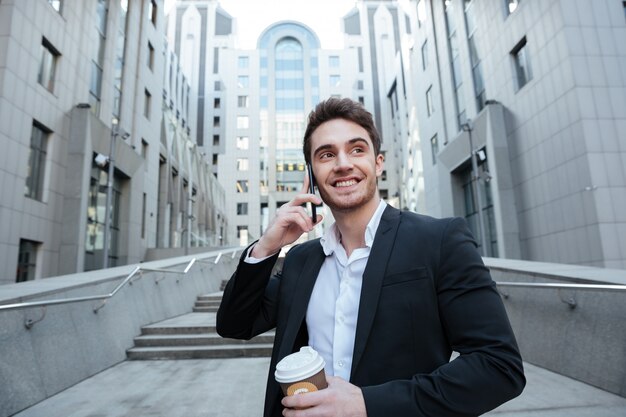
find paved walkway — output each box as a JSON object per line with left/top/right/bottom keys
{"left": 13, "top": 356, "right": 626, "bottom": 417}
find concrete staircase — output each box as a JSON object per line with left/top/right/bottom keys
{"left": 192, "top": 294, "right": 221, "bottom": 313}
{"left": 127, "top": 292, "right": 274, "bottom": 360}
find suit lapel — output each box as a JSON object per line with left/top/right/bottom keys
{"left": 350, "top": 205, "right": 401, "bottom": 380}
{"left": 279, "top": 243, "right": 326, "bottom": 358}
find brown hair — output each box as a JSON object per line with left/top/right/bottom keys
{"left": 303, "top": 98, "right": 381, "bottom": 164}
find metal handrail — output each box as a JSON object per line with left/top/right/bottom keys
{"left": 496, "top": 282, "right": 626, "bottom": 292}
{"left": 496, "top": 281, "right": 626, "bottom": 309}
{"left": 0, "top": 257, "right": 203, "bottom": 314}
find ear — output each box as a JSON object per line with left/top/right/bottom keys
{"left": 375, "top": 153, "right": 385, "bottom": 177}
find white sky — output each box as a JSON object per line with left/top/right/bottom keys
{"left": 167, "top": 0, "right": 359, "bottom": 50}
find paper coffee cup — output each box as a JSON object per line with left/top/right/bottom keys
{"left": 275, "top": 346, "right": 327, "bottom": 396}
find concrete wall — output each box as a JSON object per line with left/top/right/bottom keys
{"left": 486, "top": 257, "right": 626, "bottom": 398}
{"left": 0, "top": 248, "right": 242, "bottom": 417}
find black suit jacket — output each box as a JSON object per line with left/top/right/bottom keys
{"left": 217, "top": 206, "right": 525, "bottom": 416}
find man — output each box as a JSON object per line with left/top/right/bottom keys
{"left": 217, "top": 98, "right": 525, "bottom": 417}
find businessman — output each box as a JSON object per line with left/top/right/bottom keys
{"left": 217, "top": 98, "right": 525, "bottom": 417}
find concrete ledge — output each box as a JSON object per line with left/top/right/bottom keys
{"left": 0, "top": 248, "right": 243, "bottom": 417}
{"left": 485, "top": 257, "right": 626, "bottom": 398}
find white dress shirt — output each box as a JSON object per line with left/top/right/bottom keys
{"left": 306, "top": 199, "right": 387, "bottom": 380}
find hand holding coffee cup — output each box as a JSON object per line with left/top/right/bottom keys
{"left": 275, "top": 346, "right": 327, "bottom": 397}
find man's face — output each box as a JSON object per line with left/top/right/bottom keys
{"left": 309, "top": 118, "right": 384, "bottom": 213}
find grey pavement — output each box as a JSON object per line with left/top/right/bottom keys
{"left": 12, "top": 356, "right": 626, "bottom": 417}
{"left": 11, "top": 309, "right": 626, "bottom": 417}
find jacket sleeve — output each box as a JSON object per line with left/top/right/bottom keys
{"left": 361, "top": 217, "right": 526, "bottom": 416}
{"left": 216, "top": 242, "right": 281, "bottom": 340}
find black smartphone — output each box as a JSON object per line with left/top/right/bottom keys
{"left": 307, "top": 164, "right": 317, "bottom": 223}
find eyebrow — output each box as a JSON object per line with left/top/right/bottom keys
{"left": 313, "top": 137, "right": 371, "bottom": 157}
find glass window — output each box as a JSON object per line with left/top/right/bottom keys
{"left": 238, "top": 56, "right": 249, "bottom": 68}
{"left": 357, "top": 80, "right": 364, "bottom": 89}
{"left": 236, "top": 180, "right": 249, "bottom": 193}
{"left": 238, "top": 95, "right": 249, "bottom": 108}
{"left": 237, "top": 76, "right": 249, "bottom": 88}
{"left": 426, "top": 86, "right": 434, "bottom": 117}
{"left": 149, "top": 0, "right": 157, "bottom": 25}
{"left": 329, "top": 56, "right": 340, "bottom": 67}
{"left": 505, "top": 0, "right": 519, "bottom": 15}
{"left": 237, "top": 116, "right": 249, "bottom": 129}
{"left": 214, "top": 81, "right": 221, "bottom": 91}
{"left": 421, "top": 39, "right": 428, "bottom": 70}
{"left": 214, "top": 97, "right": 221, "bottom": 108}
{"left": 512, "top": 37, "right": 532, "bottom": 90}
{"left": 237, "top": 203, "right": 248, "bottom": 215}
{"left": 237, "top": 225, "right": 249, "bottom": 245}
{"left": 213, "top": 116, "right": 220, "bottom": 127}
{"left": 464, "top": 0, "right": 476, "bottom": 34}
{"left": 38, "top": 38, "right": 60, "bottom": 92}
{"left": 330, "top": 75, "right": 341, "bottom": 87}
{"left": 16, "top": 240, "right": 40, "bottom": 282}
{"left": 236, "top": 136, "right": 249, "bottom": 150}
{"left": 144, "top": 89, "right": 151, "bottom": 119}
{"left": 25, "top": 122, "right": 49, "bottom": 201}
{"left": 237, "top": 158, "right": 249, "bottom": 171}
{"left": 430, "top": 134, "right": 438, "bottom": 165}
{"left": 213, "top": 135, "right": 219, "bottom": 145}
{"left": 147, "top": 42, "right": 154, "bottom": 70}
{"left": 417, "top": 0, "right": 426, "bottom": 27}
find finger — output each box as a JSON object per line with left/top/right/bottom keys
{"left": 282, "top": 390, "right": 325, "bottom": 410}
{"left": 288, "top": 193, "right": 322, "bottom": 207}
{"left": 279, "top": 210, "right": 314, "bottom": 233}
{"left": 302, "top": 170, "right": 310, "bottom": 194}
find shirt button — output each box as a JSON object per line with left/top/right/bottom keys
{"left": 337, "top": 360, "right": 344, "bottom": 368}
{"left": 338, "top": 316, "right": 344, "bottom": 323}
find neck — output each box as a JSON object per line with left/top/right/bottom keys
{"left": 332, "top": 197, "right": 381, "bottom": 257}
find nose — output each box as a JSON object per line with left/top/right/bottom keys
{"left": 333, "top": 151, "right": 354, "bottom": 171}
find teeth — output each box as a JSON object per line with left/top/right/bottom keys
{"left": 335, "top": 180, "right": 357, "bottom": 187}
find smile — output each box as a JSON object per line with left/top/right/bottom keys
{"left": 334, "top": 179, "right": 359, "bottom": 187}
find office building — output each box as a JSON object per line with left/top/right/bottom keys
{"left": 395, "top": 0, "right": 626, "bottom": 268}
{"left": 0, "top": 0, "right": 227, "bottom": 285}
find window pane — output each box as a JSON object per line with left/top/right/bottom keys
{"left": 237, "top": 76, "right": 249, "bottom": 88}
{"left": 25, "top": 124, "right": 48, "bottom": 201}
{"left": 430, "top": 134, "right": 438, "bottom": 165}
{"left": 236, "top": 136, "right": 249, "bottom": 150}
{"left": 237, "top": 158, "right": 249, "bottom": 171}
{"left": 237, "top": 116, "right": 249, "bottom": 129}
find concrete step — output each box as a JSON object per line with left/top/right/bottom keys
{"left": 127, "top": 344, "right": 274, "bottom": 360}
{"left": 141, "top": 325, "right": 217, "bottom": 335}
{"left": 197, "top": 294, "right": 223, "bottom": 302}
{"left": 194, "top": 300, "right": 221, "bottom": 307}
{"left": 133, "top": 333, "right": 275, "bottom": 347}
{"left": 192, "top": 306, "right": 219, "bottom": 313}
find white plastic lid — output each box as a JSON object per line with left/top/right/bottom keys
{"left": 275, "top": 346, "right": 326, "bottom": 383}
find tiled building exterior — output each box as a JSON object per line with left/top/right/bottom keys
{"left": 392, "top": 0, "right": 626, "bottom": 268}
{"left": 0, "top": 0, "right": 227, "bottom": 285}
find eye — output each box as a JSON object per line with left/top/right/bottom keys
{"left": 319, "top": 152, "right": 334, "bottom": 160}
{"left": 351, "top": 147, "right": 365, "bottom": 154}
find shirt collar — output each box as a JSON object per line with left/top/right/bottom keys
{"left": 320, "top": 199, "right": 388, "bottom": 256}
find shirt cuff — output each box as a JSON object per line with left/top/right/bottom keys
{"left": 244, "top": 243, "right": 277, "bottom": 264}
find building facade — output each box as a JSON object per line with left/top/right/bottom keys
{"left": 168, "top": 0, "right": 409, "bottom": 245}
{"left": 396, "top": 0, "right": 626, "bottom": 268}
{"left": 0, "top": 0, "right": 227, "bottom": 285}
